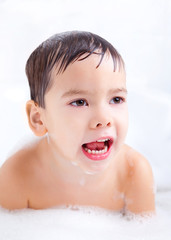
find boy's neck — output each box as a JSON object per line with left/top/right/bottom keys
{"left": 37, "top": 136, "right": 114, "bottom": 188}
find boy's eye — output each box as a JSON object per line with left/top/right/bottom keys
{"left": 110, "top": 97, "right": 124, "bottom": 104}
{"left": 70, "top": 99, "right": 88, "bottom": 107}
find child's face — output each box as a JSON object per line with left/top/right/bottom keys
{"left": 41, "top": 53, "right": 128, "bottom": 174}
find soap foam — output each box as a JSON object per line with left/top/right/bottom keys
{"left": 0, "top": 190, "right": 171, "bottom": 240}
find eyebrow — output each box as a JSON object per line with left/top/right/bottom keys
{"left": 108, "top": 88, "right": 128, "bottom": 95}
{"left": 62, "top": 89, "right": 90, "bottom": 98}
{"left": 61, "top": 87, "right": 127, "bottom": 98}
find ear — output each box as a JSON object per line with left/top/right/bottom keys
{"left": 26, "top": 100, "right": 47, "bottom": 137}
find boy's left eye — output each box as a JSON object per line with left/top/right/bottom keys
{"left": 70, "top": 99, "right": 88, "bottom": 107}
{"left": 110, "top": 97, "right": 124, "bottom": 104}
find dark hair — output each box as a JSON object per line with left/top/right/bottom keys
{"left": 25, "top": 31, "right": 124, "bottom": 108}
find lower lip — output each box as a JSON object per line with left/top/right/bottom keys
{"left": 82, "top": 144, "right": 113, "bottom": 161}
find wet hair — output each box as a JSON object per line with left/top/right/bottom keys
{"left": 25, "top": 31, "right": 124, "bottom": 108}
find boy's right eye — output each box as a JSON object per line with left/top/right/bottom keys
{"left": 70, "top": 99, "right": 88, "bottom": 107}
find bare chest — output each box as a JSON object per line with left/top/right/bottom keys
{"left": 28, "top": 176, "right": 125, "bottom": 211}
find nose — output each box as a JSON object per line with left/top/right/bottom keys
{"left": 89, "top": 109, "right": 113, "bottom": 129}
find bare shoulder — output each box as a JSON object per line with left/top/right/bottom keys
{"left": 122, "top": 144, "right": 155, "bottom": 214}
{"left": 0, "top": 141, "right": 39, "bottom": 210}
{"left": 116, "top": 144, "right": 152, "bottom": 181}
{"left": 122, "top": 144, "right": 153, "bottom": 174}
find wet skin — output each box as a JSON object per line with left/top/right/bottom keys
{"left": 0, "top": 53, "right": 155, "bottom": 213}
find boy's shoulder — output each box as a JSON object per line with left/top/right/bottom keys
{"left": 0, "top": 142, "right": 40, "bottom": 210}
{"left": 116, "top": 144, "right": 151, "bottom": 178}
{"left": 121, "top": 144, "right": 153, "bottom": 182}
{"left": 122, "top": 144, "right": 152, "bottom": 171}
{"left": 121, "top": 144, "right": 155, "bottom": 213}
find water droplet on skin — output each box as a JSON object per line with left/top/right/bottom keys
{"left": 125, "top": 197, "right": 133, "bottom": 206}
{"left": 46, "top": 134, "right": 50, "bottom": 144}
{"left": 71, "top": 161, "right": 78, "bottom": 166}
{"left": 113, "top": 191, "right": 125, "bottom": 200}
{"left": 84, "top": 170, "right": 96, "bottom": 175}
{"left": 79, "top": 177, "right": 86, "bottom": 186}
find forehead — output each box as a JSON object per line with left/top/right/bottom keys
{"left": 49, "top": 53, "right": 126, "bottom": 93}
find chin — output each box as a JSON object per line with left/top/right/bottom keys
{"left": 78, "top": 157, "right": 112, "bottom": 175}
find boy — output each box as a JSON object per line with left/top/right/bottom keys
{"left": 0, "top": 31, "right": 155, "bottom": 214}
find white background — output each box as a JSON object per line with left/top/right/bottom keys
{"left": 0, "top": 0, "right": 171, "bottom": 190}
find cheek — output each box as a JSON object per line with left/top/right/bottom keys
{"left": 122, "top": 108, "right": 129, "bottom": 126}
{"left": 116, "top": 108, "right": 129, "bottom": 136}
{"left": 45, "top": 109, "right": 87, "bottom": 147}
{"left": 62, "top": 108, "right": 89, "bottom": 130}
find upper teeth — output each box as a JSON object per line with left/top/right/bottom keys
{"left": 96, "top": 138, "right": 110, "bottom": 142}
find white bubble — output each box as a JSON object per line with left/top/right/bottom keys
{"left": 79, "top": 177, "right": 86, "bottom": 186}
{"left": 0, "top": 190, "right": 171, "bottom": 240}
{"left": 71, "top": 161, "right": 78, "bottom": 166}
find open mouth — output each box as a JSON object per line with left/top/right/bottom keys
{"left": 82, "top": 138, "right": 113, "bottom": 161}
